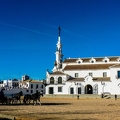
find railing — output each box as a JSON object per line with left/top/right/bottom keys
{"left": 46, "top": 82, "right": 66, "bottom": 85}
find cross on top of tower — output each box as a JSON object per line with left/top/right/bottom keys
{"left": 58, "top": 26, "right": 61, "bottom": 36}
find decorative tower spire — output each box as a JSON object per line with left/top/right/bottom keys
{"left": 53, "top": 26, "right": 63, "bottom": 71}
{"left": 58, "top": 26, "right": 61, "bottom": 37}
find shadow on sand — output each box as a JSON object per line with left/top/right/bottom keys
{"left": 0, "top": 102, "right": 71, "bottom": 106}
{"left": 0, "top": 118, "right": 12, "bottom": 120}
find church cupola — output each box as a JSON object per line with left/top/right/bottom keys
{"left": 53, "top": 27, "right": 63, "bottom": 71}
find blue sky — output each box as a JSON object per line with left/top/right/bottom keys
{"left": 0, "top": 0, "right": 120, "bottom": 80}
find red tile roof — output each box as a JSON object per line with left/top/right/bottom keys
{"left": 67, "top": 77, "right": 110, "bottom": 82}
{"left": 67, "top": 77, "right": 84, "bottom": 82}
{"left": 109, "top": 64, "right": 120, "bottom": 68}
{"left": 92, "top": 77, "right": 110, "bottom": 81}
{"left": 63, "top": 57, "right": 119, "bottom": 63}
{"left": 63, "top": 64, "right": 115, "bottom": 70}
{"left": 50, "top": 71, "right": 66, "bottom": 75}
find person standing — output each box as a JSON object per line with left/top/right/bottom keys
{"left": 77, "top": 95, "right": 79, "bottom": 100}
{"left": 115, "top": 94, "right": 117, "bottom": 100}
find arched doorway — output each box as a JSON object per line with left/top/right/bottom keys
{"left": 85, "top": 84, "right": 93, "bottom": 94}
{"left": 70, "top": 87, "right": 74, "bottom": 94}
{"left": 78, "top": 87, "right": 81, "bottom": 94}
{"left": 93, "top": 84, "right": 98, "bottom": 94}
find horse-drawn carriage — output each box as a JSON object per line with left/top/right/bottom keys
{"left": 0, "top": 90, "right": 43, "bottom": 105}
{"left": 24, "top": 92, "right": 43, "bottom": 105}
{"left": 0, "top": 89, "right": 8, "bottom": 104}
{"left": 0, "top": 90, "right": 24, "bottom": 105}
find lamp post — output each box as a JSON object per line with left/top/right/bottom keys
{"left": 101, "top": 81, "right": 105, "bottom": 94}
{"left": 75, "top": 82, "right": 81, "bottom": 95}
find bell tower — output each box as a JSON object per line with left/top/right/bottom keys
{"left": 53, "top": 26, "right": 63, "bottom": 71}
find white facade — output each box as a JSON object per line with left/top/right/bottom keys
{"left": 0, "top": 78, "right": 45, "bottom": 95}
{"left": 0, "top": 79, "right": 19, "bottom": 90}
{"left": 19, "top": 80, "right": 45, "bottom": 94}
{"left": 46, "top": 28, "right": 120, "bottom": 95}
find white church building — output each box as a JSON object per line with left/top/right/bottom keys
{"left": 46, "top": 27, "right": 120, "bottom": 95}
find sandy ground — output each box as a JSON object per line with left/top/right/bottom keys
{"left": 0, "top": 97, "right": 120, "bottom": 120}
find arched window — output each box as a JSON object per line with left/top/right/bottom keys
{"left": 50, "top": 77, "right": 54, "bottom": 84}
{"left": 89, "top": 57, "right": 96, "bottom": 63}
{"left": 76, "top": 58, "right": 83, "bottom": 64}
{"left": 58, "top": 77, "right": 62, "bottom": 84}
{"left": 105, "top": 60, "right": 107, "bottom": 63}
{"left": 102, "top": 57, "right": 109, "bottom": 63}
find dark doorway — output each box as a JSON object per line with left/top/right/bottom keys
{"left": 85, "top": 85, "right": 93, "bottom": 94}
{"left": 78, "top": 87, "right": 81, "bottom": 94}
{"left": 49, "top": 87, "right": 54, "bottom": 94}
{"left": 70, "top": 88, "right": 74, "bottom": 94}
